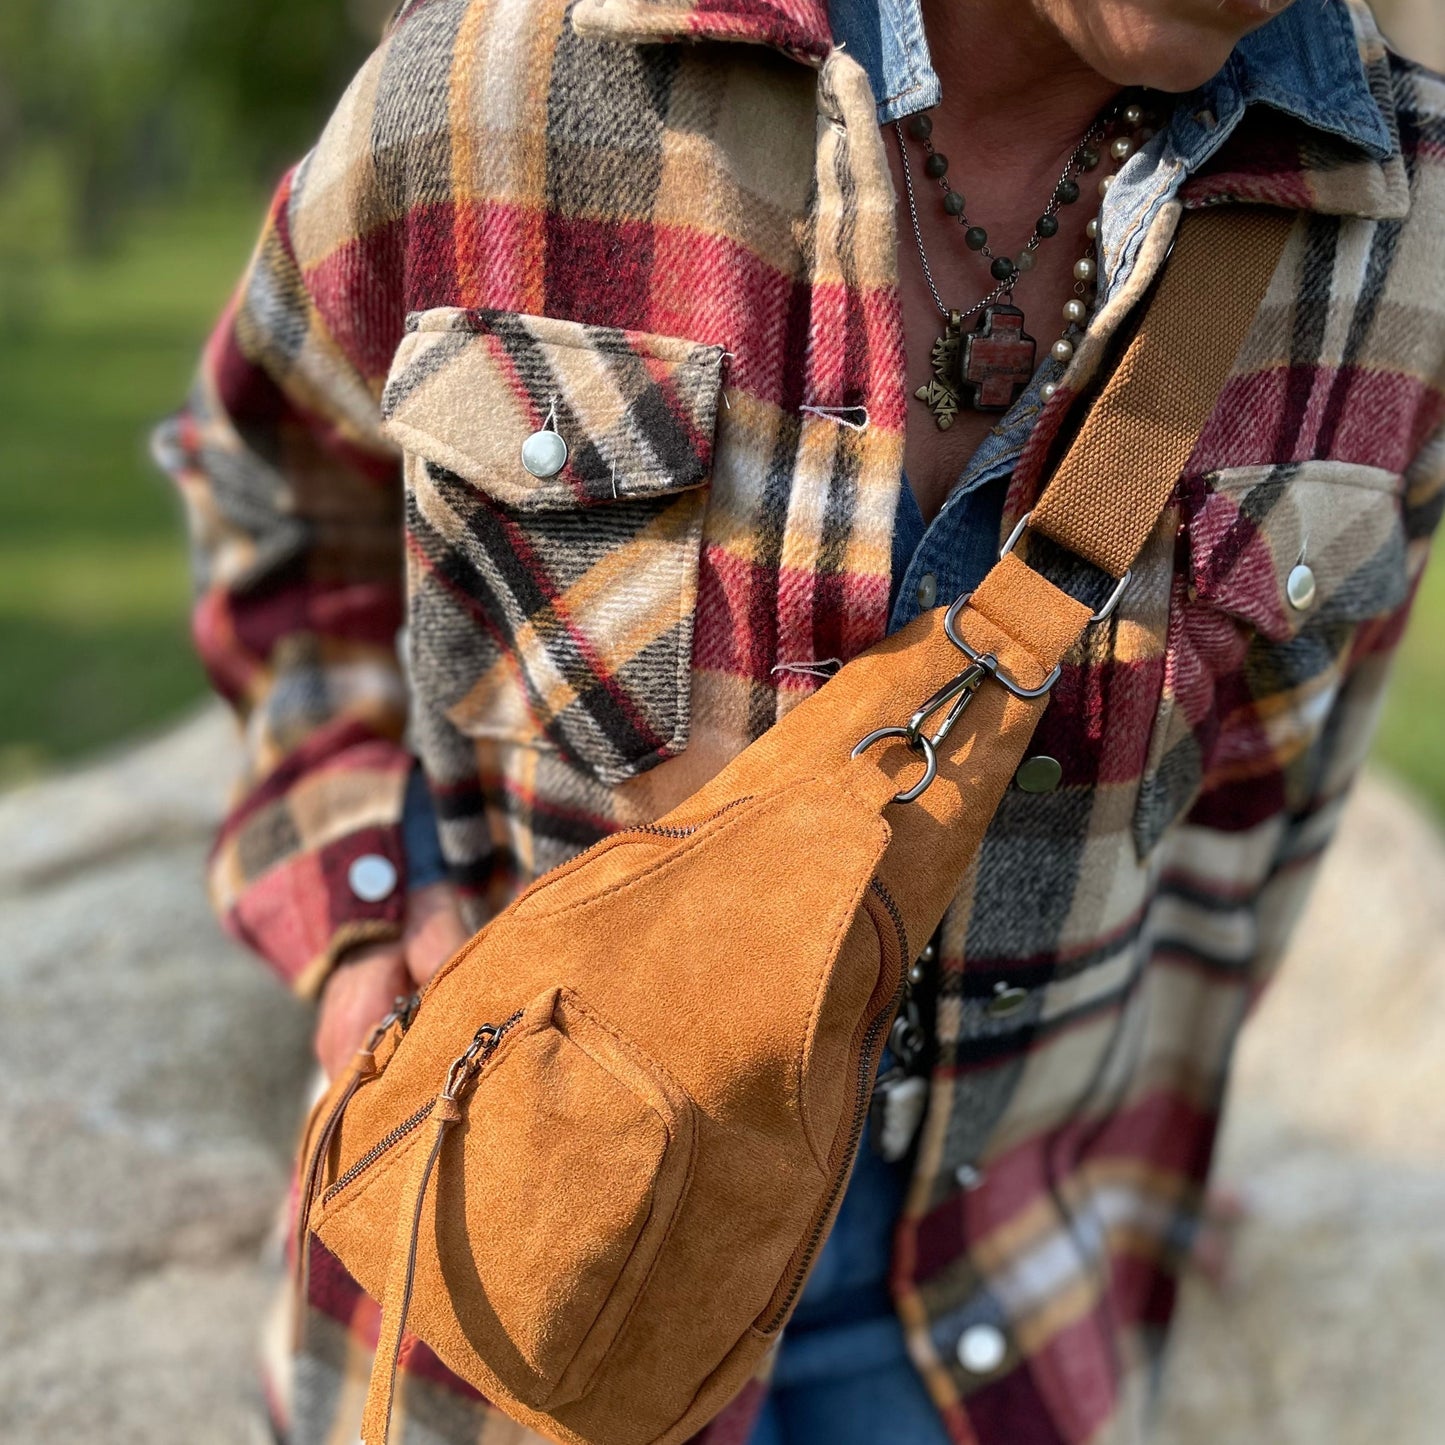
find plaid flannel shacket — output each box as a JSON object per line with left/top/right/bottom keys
{"left": 154, "top": 0, "right": 1445, "bottom": 1441}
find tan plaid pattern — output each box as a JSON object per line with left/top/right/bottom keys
{"left": 154, "top": 0, "right": 1445, "bottom": 1441}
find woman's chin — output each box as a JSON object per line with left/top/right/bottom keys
{"left": 1054, "top": 0, "right": 1295, "bottom": 95}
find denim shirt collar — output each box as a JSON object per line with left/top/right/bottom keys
{"left": 826, "top": 0, "right": 1391, "bottom": 160}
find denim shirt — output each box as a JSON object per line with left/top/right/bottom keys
{"left": 404, "top": 0, "right": 1392, "bottom": 883}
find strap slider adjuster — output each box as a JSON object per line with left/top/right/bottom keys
{"left": 999, "top": 510, "right": 1132, "bottom": 625}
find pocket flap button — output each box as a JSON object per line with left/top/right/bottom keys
{"left": 348, "top": 854, "right": 399, "bottom": 903}
{"left": 521, "top": 428, "right": 569, "bottom": 479}
{"left": 1286, "top": 562, "right": 1317, "bottom": 611}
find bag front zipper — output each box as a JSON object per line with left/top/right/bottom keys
{"left": 759, "top": 878, "right": 910, "bottom": 1333}
{"left": 321, "top": 1010, "right": 523, "bottom": 1205}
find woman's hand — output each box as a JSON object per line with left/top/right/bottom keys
{"left": 314, "top": 881, "right": 471, "bottom": 1079}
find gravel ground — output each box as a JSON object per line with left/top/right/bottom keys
{"left": 2, "top": 705, "right": 1442, "bottom": 1443}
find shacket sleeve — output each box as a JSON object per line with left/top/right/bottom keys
{"left": 154, "top": 73, "right": 416, "bottom": 997}
{"left": 1248, "top": 422, "right": 1444, "bottom": 979}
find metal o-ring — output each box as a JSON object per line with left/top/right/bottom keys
{"left": 850, "top": 727, "right": 939, "bottom": 805}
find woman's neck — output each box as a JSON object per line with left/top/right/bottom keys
{"left": 920, "top": 0, "right": 1121, "bottom": 181}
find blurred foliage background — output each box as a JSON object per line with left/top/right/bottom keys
{"left": 0, "top": 0, "right": 1441, "bottom": 801}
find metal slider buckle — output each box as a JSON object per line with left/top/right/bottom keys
{"left": 999, "top": 511, "right": 1132, "bottom": 625}
{"left": 851, "top": 513, "right": 1130, "bottom": 805}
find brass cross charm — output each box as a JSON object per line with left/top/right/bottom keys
{"left": 915, "top": 311, "right": 964, "bottom": 430}
{"left": 915, "top": 305, "right": 1038, "bottom": 429}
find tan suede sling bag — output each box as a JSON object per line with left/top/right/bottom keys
{"left": 294, "top": 207, "right": 1292, "bottom": 1445}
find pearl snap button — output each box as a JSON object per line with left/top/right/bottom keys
{"left": 1015, "top": 755, "right": 1062, "bottom": 794}
{"left": 916, "top": 572, "right": 939, "bottom": 610}
{"left": 520, "top": 428, "right": 568, "bottom": 479}
{"left": 987, "top": 984, "right": 1030, "bottom": 1020}
{"left": 348, "top": 853, "right": 399, "bottom": 903}
{"left": 955, "top": 1162, "right": 985, "bottom": 1191}
{"left": 1286, "top": 562, "right": 1317, "bottom": 611}
{"left": 957, "top": 1323, "right": 1008, "bottom": 1375}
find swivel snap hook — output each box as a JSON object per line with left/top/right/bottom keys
{"left": 904, "top": 658, "right": 996, "bottom": 751}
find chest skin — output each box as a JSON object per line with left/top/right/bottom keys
{"left": 886, "top": 118, "right": 1106, "bottom": 524}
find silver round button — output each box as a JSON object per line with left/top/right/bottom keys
{"left": 1016, "top": 755, "right": 1063, "bottom": 793}
{"left": 955, "top": 1162, "right": 985, "bottom": 1191}
{"left": 987, "top": 984, "right": 1030, "bottom": 1020}
{"left": 957, "top": 1323, "right": 1008, "bottom": 1375}
{"left": 520, "top": 428, "right": 569, "bottom": 479}
{"left": 348, "top": 853, "right": 399, "bottom": 903}
{"left": 916, "top": 572, "right": 939, "bottom": 610}
{"left": 1286, "top": 562, "right": 1317, "bottom": 611}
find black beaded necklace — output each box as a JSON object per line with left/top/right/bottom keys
{"left": 896, "top": 97, "right": 1149, "bottom": 428}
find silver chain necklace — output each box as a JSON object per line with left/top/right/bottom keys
{"left": 893, "top": 100, "right": 1146, "bottom": 428}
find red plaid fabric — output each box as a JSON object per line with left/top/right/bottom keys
{"left": 156, "top": 0, "right": 1445, "bottom": 1440}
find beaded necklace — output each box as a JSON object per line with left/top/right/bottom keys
{"left": 896, "top": 98, "right": 1149, "bottom": 429}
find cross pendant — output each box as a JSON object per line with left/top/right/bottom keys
{"left": 960, "top": 304, "right": 1037, "bottom": 411}
{"left": 914, "top": 305, "right": 1038, "bottom": 429}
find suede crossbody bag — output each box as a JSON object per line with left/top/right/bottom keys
{"left": 294, "top": 207, "right": 1292, "bottom": 1445}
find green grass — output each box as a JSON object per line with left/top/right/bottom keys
{"left": 1372, "top": 552, "right": 1445, "bottom": 814}
{"left": 0, "top": 195, "right": 261, "bottom": 785}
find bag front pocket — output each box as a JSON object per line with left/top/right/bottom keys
{"left": 330, "top": 985, "right": 698, "bottom": 1412}
{"left": 383, "top": 308, "right": 726, "bottom": 785}
{"left": 1133, "top": 459, "right": 1409, "bottom": 852}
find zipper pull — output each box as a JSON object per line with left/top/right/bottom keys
{"left": 441, "top": 1011, "right": 523, "bottom": 1101}
{"left": 364, "top": 993, "right": 421, "bottom": 1053}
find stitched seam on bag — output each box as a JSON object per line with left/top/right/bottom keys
{"left": 548, "top": 991, "right": 701, "bottom": 1402}
{"left": 507, "top": 781, "right": 791, "bottom": 923}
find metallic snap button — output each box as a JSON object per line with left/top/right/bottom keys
{"left": 987, "top": 983, "right": 1030, "bottom": 1019}
{"left": 957, "top": 1323, "right": 1008, "bottom": 1375}
{"left": 1015, "top": 755, "right": 1063, "bottom": 793}
{"left": 916, "top": 572, "right": 939, "bottom": 610}
{"left": 1194, "top": 107, "right": 1218, "bottom": 131}
{"left": 955, "top": 1162, "right": 985, "bottom": 1191}
{"left": 348, "top": 853, "right": 399, "bottom": 903}
{"left": 520, "top": 428, "right": 568, "bottom": 479}
{"left": 1286, "top": 562, "right": 1317, "bottom": 611}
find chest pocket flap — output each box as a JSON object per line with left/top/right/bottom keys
{"left": 1134, "top": 459, "right": 1409, "bottom": 855}
{"left": 384, "top": 308, "right": 726, "bottom": 786}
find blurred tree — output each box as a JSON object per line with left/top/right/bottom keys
{"left": 0, "top": 0, "right": 387, "bottom": 255}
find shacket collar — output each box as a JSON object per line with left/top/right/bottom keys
{"left": 1176, "top": 0, "right": 1408, "bottom": 221}
{"left": 574, "top": 0, "right": 1409, "bottom": 223}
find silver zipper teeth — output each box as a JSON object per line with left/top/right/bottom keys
{"left": 630, "top": 796, "right": 753, "bottom": 839}
{"left": 322, "top": 1102, "right": 434, "bottom": 1202}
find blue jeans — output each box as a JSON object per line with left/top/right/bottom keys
{"left": 746, "top": 1119, "right": 951, "bottom": 1445}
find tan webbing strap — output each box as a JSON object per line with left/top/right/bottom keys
{"left": 685, "top": 205, "right": 1298, "bottom": 966}
{"left": 1031, "top": 207, "right": 1296, "bottom": 578}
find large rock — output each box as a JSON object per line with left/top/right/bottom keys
{"left": 0, "top": 707, "right": 312, "bottom": 1443}
{"left": 1154, "top": 770, "right": 1445, "bottom": 1445}
{"left": 1, "top": 706, "right": 1443, "bottom": 1443}
{"left": 1377, "top": 0, "right": 1445, "bottom": 68}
